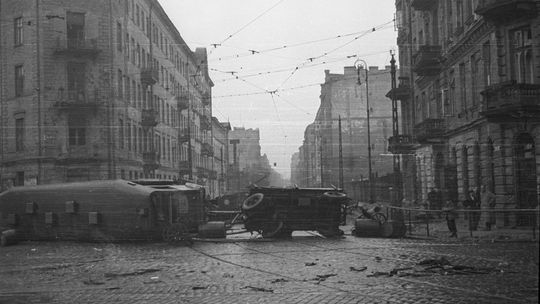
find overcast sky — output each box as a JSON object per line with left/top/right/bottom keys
{"left": 159, "top": 0, "right": 397, "bottom": 180}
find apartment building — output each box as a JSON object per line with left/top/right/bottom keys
{"left": 293, "top": 67, "right": 394, "bottom": 201}
{"left": 0, "top": 0, "right": 216, "bottom": 192}
{"left": 392, "top": 0, "right": 539, "bottom": 226}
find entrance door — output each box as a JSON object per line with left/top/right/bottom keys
{"left": 514, "top": 133, "right": 538, "bottom": 226}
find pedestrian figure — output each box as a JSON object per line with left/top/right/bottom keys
{"left": 428, "top": 187, "right": 443, "bottom": 218}
{"left": 480, "top": 185, "right": 496, "bottom": 230}
{"left": 464, "top": 189, "right": 480, "bottom": 230}
{"left": 443, "top": 200, "right": 458, "bottom": 238}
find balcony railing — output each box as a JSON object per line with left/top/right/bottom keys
{"left": 411, "top": 0, "right": 438, "bottom": 11}
{"left": 176, "top": 94, "right": 189, "bottom": 110}
{"left": 388, "top": 135, "right": 416, "bottom": 154}
{"left": 141, "top": 109, "right": 158, "bottom": 127}
{"left": 141, "top": 68, "right": 159, "bottom": 86}
{"left": 54, "top": 38, "right": 100, "bottom": 58}
{"left": 386, "top": 77, "right": 412, "bottom": 100}
{"left": 414, "top": 118, "right": 446, "bottom": 143}
{"left": 202, "top": 92, "right": 211, "bottom": 106}
{"left": 143, "top": 151, "right": 160, "bottom": 171}
{"left": 480, "top": 81, "right": 540, "bottom": 121}
{"left": 200, "top": 117, "right": 211, "bottom": 130}
{"left": 179, "top": 129, "right": 190, "bottom": 143}
{"left": 196, "top": 166, "right": 208, "bottom": 179}
{"left": 413, "top": 45, "right": 442, "bottom": 77}
{"left": 55, "top": 89, "right": 99, "bottom": 112}
{"left": 179, "top": 160, "right": 191, "bottom": 175}
{"left": 475, "top": 0, "right": 537, "bottom": 23}
{"left": 201, "top": 142, "right": 214, "bottom": 157}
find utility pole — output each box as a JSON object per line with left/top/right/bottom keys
{"left": 390, "top": 51, "right": 402, "bottom": 205}
{"left": 319, "top": 136, "right": 324, "bottom": 188}
{"left": 355, "top": 59, "right": 374, "bottom": 203}
{"left": 338, "top": 116, "right": 344, "bottom": 190}
{"left": 230, "top": 139, "right": 240, "bottom": 192}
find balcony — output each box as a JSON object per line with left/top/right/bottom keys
{"left": 179, "top": 160, "right": 191, "bottom": 175}
{"left": 143, "top": 151, "right": 160, "bottom": 171}
{"left": 475, "top": 0, "right": 537, "bottom": 23}
{"left": 202, "top": 92, "right": 211, "bottom": 106}
{"left": 196, "top": 166, "right": 208, "bottom": 179}
{"left": 200, "top": 117, "right": 212, "bottom": 130}
{"left": 386, "top": 77, "right": 412, "bottom": 100}
{"left": 414, "top": 118, "right": 446, "bottom": 144}
{"left": 208, "top": 170, "right": 218, "bottom": 180}
{"left": 176, "top": 94, "right": 189, "bottom": 111}
{"left": 141, "top": 109, "right": 158, "bottom": 127}
{"left": 179, "top": 129, "right": 190, "bottom": 143}
{"left": 54, "top": 38, "right": 100, "bottom": 58}
{"left": 480, "top": 81, "right": 540, "bottom": 122}
{"left": 201, "top": 142, "right": 214, "bottom": 157}
{"left": 55, "top": 89, "right": 99, "bottom": 113}
{"left": 388, "top": 135, "right": 416, "bottom": 154}
{"left": 411, "top": 0, "right": 438, "bottom": 11}
{"left": 140, "top": 68, "right": 158, "bottom": 86}
{"left": 413, "top": 45, "right": 442, "bottom": 77}
{"left": 218, "top": 173, "right": 226, "bottom": 181}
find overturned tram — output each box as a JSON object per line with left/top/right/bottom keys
{"left": 0, "top": 180, "right": 206, "bottom": 242}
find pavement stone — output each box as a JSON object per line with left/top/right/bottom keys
{"left": 0, "top": 233, "right": 538, "bottom": 304}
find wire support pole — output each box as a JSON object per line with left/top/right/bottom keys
{"left": 355, "top": 59, "right": 373, "bottom": 203}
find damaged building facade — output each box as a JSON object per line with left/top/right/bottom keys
{"left": 0, "top": 0, "right": 225, "bottom": 196}
{"left": 392, "top": 0, "right": 539, "bottom": 226}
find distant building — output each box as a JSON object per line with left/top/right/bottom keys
{"left": 0, "top": 0, "right": 215, "bottom": 191}
{"left": 293, "top": 67, "right": 394, "bottom": 201}
{"left": 228, "top": 127, "right": 281, "bottom": 192}
{"left": 210, "top": 118, "right": 231, "bottom": 197}
{"left": 392, "top": 0, "right": 539, "bottom": 226}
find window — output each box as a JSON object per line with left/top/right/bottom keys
{"left": 511, "top": 27, "right": 533, "bottom": 83}
{"left": 119, "top": 119, "right": 124, "bottom": 149}
{"left": 127, "top": 122, "right": 132, "bottom": 150}
{"left": 68, "top": 119, "right": 86, "bottom": 146}
{"left": 117, "top": 69, "right": 123, "bottom": 98}
{"left": 116, "top": 22, "right": 122, "bottom": 52}
{"left": 15, "top": 118, "right": 24, "bottom": 151}
{"left": 66, "top": 12, "right": 85, "bottom": 48}
{"left": 14, "top": 17, "right": 23, "bottom": 46}
{"left": 459, "top": 62, "right": 467, "bottom": 111}
{"left": 482, "top": 41, "right": 491, "bottom": 86}
{"left": 67, "top": 62, "right": 86, "bottom": 100}
{"left": 15, "top": 65, "right": 24, "bottom": 97}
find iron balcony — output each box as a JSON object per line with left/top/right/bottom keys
{"left": 414, "top": 118, "right": 446, "bottom": 144}
{"left": 412, "top": 45, "right": 442, "bottom": 77}
{"left": 475, "top": 0, "right": 537, "bottom": 23}
{"left": 480, "top": 81, "right": 540, "bottom": 122}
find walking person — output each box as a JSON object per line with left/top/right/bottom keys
{"left": 464, "top": 189, "right": 480, "bottom": 230}
{"left": 480, "top": 185, "right": 496, "bottom": 230}
{"left": 443, "top": 200, "right": 458, "bottom": 238}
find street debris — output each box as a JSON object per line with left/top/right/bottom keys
{"left": 367, "top": 257, "right": 504, "bottom": 278}
{"left": 82, "top": 278, "right": 105, "bottom": 285}
{"left": 270, "top": 278, "right": 288, "bottom": 283}
{"left": 311, "top": 273, "right": 338, "bottom": 284}
{"left": 223, "top": 273, "right": 234, "bottom": 278}
{"left": 374, "top": 256, "right": 382, "bottom": 262}
{"left": 349, "top": 266, "right": 367, "bottom": 272}
{"left": 305, "top": 262, "right": 317, "bottom": 266}
{"left": 242, "top": 286, "right": 274, "bottom": 293}
{"left": 104, "top": 268, "right": 161, "bottom": 278}
{"left": 192, "top": 286, "right": 208, "bottom": 290}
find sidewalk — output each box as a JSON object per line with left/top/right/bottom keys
{"left": 405, "top": 219, "right": 539, "bottom": 242}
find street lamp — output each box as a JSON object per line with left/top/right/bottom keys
{"left": 355, "top": 59, "right": 374, "bottom": 203}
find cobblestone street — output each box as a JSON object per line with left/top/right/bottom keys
{"left": 0, "top": 231, "right": 538, "bottom": 304}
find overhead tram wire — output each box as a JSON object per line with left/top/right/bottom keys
{"left": 208, "top": 19, "right": 395, "bottom": 63}
{"left": 275, "top": 21, "right": 394, "bottom": 90}
{"left": 209, "top": 0, "right": 287, "bottom": 55}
